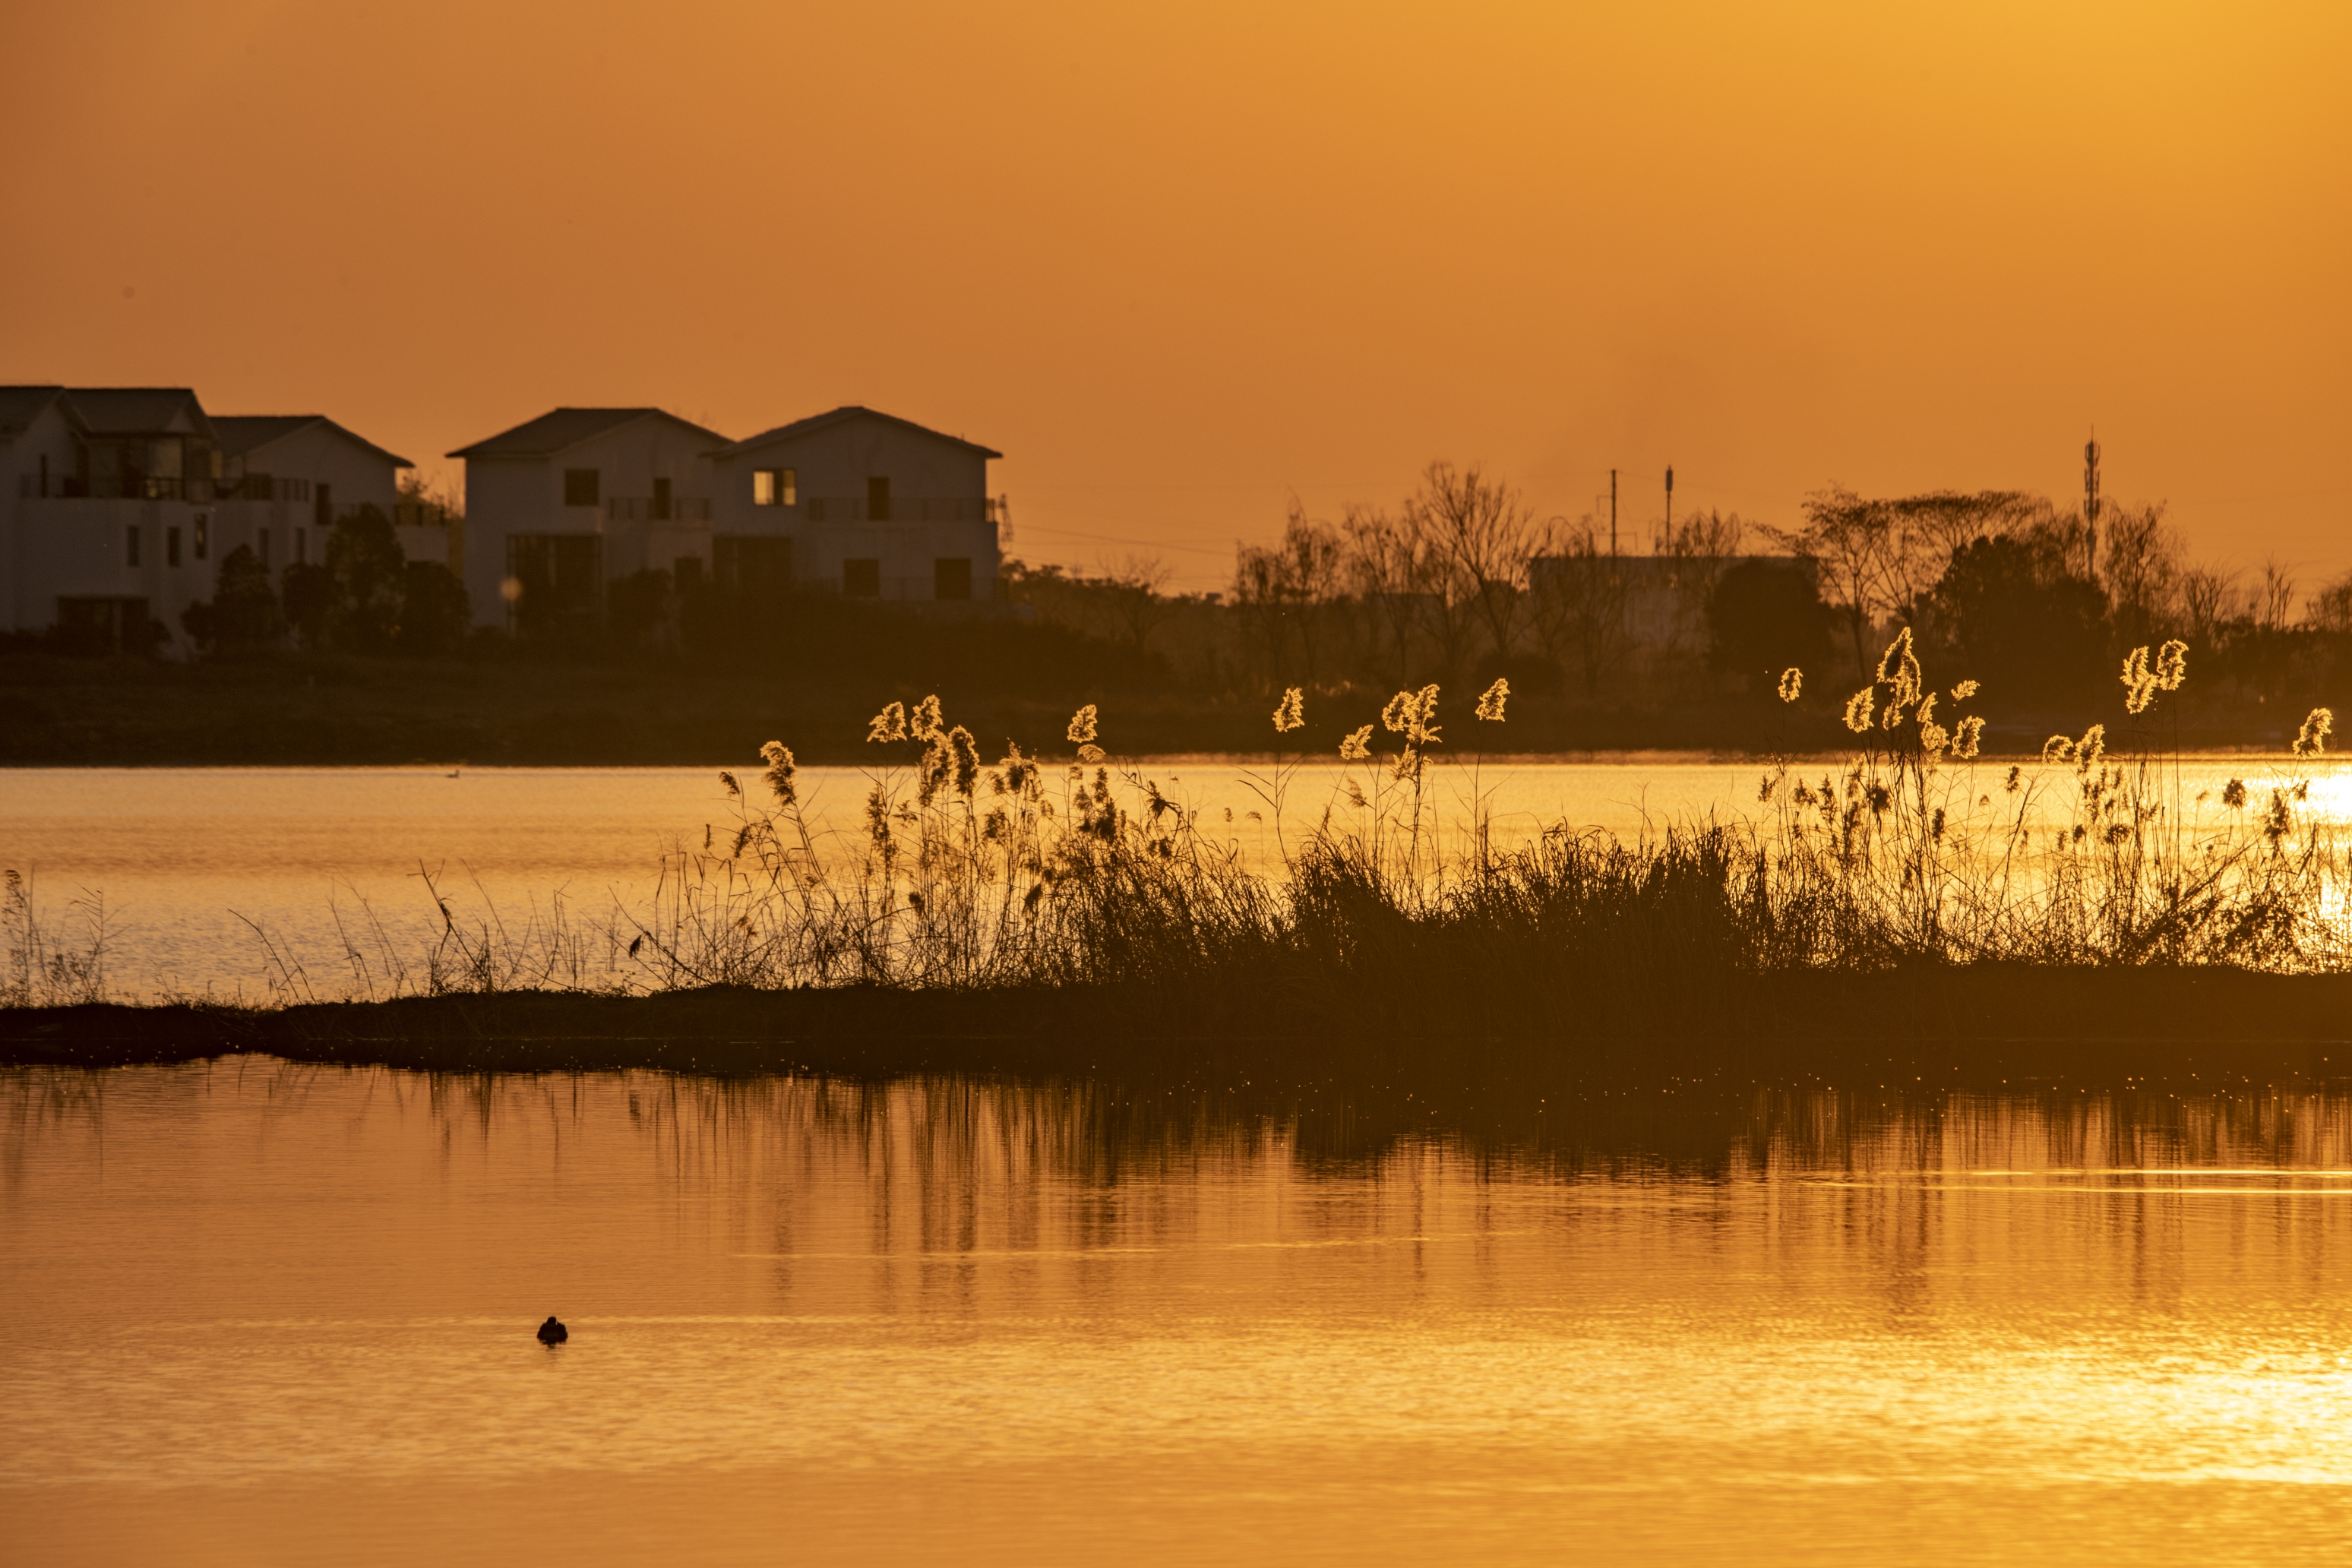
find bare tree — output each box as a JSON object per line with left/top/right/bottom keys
{"left": 1341, "top": 502, "right": 1426, "bottom": 688}
{"left": 1526, "top": 517, "right": 1631, "bottom": 697}
{"left": 1653, "top": 507, "right": 1747, "bottom": 662}
{"left": 1232, "top": 504, "right": 1345, "bottom": 684}
{"left": 2255, "top": 557, "right": 2299, "bottom": 634}
{"left": 1761, "top": 488, "right": 1898, "bottom": 678}
{"left": 2179, "top": 564, "right": 2242, "bottom": 646}
{"left": 1402, "top": 460, "right": 1538, "bottom": 664}
{"left": 1095, "top": 554, "right": 1180, "bottom": 655}
{"left": 2304, "top": 569, "right": 2352, "bottom": 635}
{"left": 2100, "top": 502, "right": 2180, "bottom": 646}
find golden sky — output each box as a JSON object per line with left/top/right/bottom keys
{"left": 3, "top": 2, "right": 2345, "bottom": 590}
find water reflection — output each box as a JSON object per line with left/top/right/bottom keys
{"left": 7, "top": 1062, "right": 2352, "bottom": 1563}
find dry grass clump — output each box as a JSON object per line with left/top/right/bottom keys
{"left": 8, "top": 634, "right": 2347, "bottom": 1016}
{"left": 609, "top": 638, "right": 2348, "bottom": 1013}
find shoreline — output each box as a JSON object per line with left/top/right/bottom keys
{"left": 7, "top": 967, "right": 2349, "bottom": 1084}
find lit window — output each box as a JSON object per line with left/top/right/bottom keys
{"left": 194, "top": 515, "right": 209, "bottom": 560}
{"left": 754, "top": 468, "right": 798, "bottom": 507}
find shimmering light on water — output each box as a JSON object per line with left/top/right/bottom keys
{"left": 7, "top": 1064, "right": 2352, "bottom": 1563}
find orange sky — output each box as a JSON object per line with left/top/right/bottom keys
{"left": 4, "top": 2, "right": 2346, "bottom": 590}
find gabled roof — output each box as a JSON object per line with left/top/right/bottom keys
{"left": 63, "top": 387, "right": 213, "bottom": 438}
{"left": 447, "top": 406, "right": 729, "bottom": 460}
{"left": 211, "top": 414, "right": 413, "bottom": 469}
{"left": 716, "top": 405, "right": 1001, "bottom": 460}
{"left": 0, "top": 385, "right": 68, "bottom": 439}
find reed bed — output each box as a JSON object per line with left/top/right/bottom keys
{"left": 469, "top": 634, "right": 2344, "bottom": 1045}
{"left": 6, "top": 633, "right": 2346, "bottom": 1026}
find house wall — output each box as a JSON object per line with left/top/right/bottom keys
{"left": 239, "top": 425, "right": 406, "bottom": 516}
{"left": 0, "top": 397, "right": 84, "bottom": 631}
{"left": 10, "top": 498, "right": 213, "bottom": 639}
{"left": 710, "top": 417, "right": 997, "bottom": 600}
{"left": 460, "top": 417, "right": 721, "bottom": 627}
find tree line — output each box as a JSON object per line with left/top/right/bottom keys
{"left": 179, "top": 504, "right": 472, "bottom": 658}
{"left": 1007, "top": 463, "right": 2352, "bottom": 718}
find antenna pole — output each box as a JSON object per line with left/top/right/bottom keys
{"left": 2084, "top": 438, "right": 2101, "bottom": 580}
{"left": 1664, "top": 465, "right": 1674, "bottom": 551}
{"left": 1609, "top": 469, "right": 1618, "bottom": 558}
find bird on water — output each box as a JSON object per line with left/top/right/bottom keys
{"left": 536, "top": 1317, "right": 568, "bottom": 1345}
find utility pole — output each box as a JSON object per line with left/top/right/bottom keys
{"left": 1609, "top": 469, "right": 1618, "bottom": 558}
{"left": 2084, "top": 437, "right": 2101, "bottom": 581}
{"left": 1664, "top": 465, "right": 1674, "bottom": 550}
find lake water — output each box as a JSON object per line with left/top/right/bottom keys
{"left": 7, "top": 1063, "right": 2352, "bottom": 1565}
{"left": 3, "top": 760, "right": 2344, "bottom": 1001}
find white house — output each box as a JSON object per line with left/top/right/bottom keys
{"left": 210, "top": 415, "right": 428, "bottom": 561}
{"left": 447, "top": 407, "right": 728, "bottom": 632}
{"left": 450, "top": 403, "right": 1007, "bottom": 633}
{"left": 707, "top": 405, "right": 1004, "bottom": 605}
{"left": 0, "top": 386, "right": 413, "bottom": 649}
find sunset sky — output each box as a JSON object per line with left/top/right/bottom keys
{"left": 3, "top": 1, "right": 2345, "bottom": 590}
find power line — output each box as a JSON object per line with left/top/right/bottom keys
{"left": 1007, "top": 523, "right": 1234, "bottom": 558}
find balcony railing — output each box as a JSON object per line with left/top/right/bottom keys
{"left": 605, "top": 495, "right": 713, "bottom": 523}
{"left": 802, "top": 495, "right": 1001, "bottom": 524}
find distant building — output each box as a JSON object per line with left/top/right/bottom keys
{"left": 446, "top": 407, "right": 728, "bottom": 634}
{"left": 708, "top": 406, "right": 1004, "bottom": 606}
{"left": 0, "top": 387, "right": 412, "bottom": 649}
{"left": 450, "top": 403, "right": 1006, "bottom": 633}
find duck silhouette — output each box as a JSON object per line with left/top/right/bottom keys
{"left": 536, "top": 1316, "right": 568, "bottom": 1345}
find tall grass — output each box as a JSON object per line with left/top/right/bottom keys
{"left": 612, "top": 635, "right": 2347, "bottom": 1008}
{"left": 6, "top": 631, "right": 2344, "bottom": 1014}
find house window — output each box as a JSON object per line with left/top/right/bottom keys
{"left": 296, "top": 528, "right": 308, "bottom": 564}
{"left": 194, "top": 515, "right": 209, "bottom": 560}
{"left": 866, "top": 477, "right": 890, "bottom": 522}
{"left": 651, "top": 476, "right": 672, "bottom": 521}
{"left": 843, "top": 558, "right": 881, "bottom": 598}
{"left": 753, "top": 468, "right": 797, "bottom": 507}
{"left": 564, "top": 468, "right": 601, "bottom": 507}
{"left": 167, "top": 527, "right": 182, "bottom": 567}
{"left": 934, "top": 558, "right": 972, "bottom": 600}
{"left": 126, "top": 526, "right": 141, "bottom": 567}
{"left": 315, "top": 483, "right": 333, "bottom": 530}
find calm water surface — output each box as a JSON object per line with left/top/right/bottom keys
{"left": 3, "top": 760, "right": 2341, "bottom": 999}
{"left": 6, "top": 1063, "right": 2352, "bottom": 1564}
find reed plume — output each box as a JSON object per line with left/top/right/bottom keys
{"left": 760, "top": 741, "right": 798, "bottom": 807}
{"left": 1843, "top": 688, "right": 1874, "bottom": 733}
{"left": 1272, "top": 688, "right": 1305, "bottom": 733}
{"left": 2295, "top": 708, "right": 2334, "bottom": 758}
